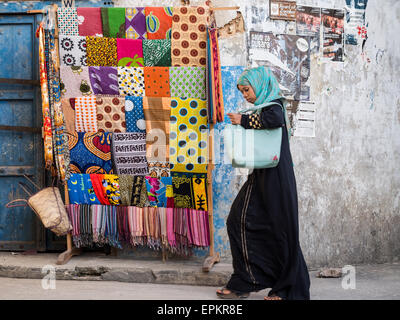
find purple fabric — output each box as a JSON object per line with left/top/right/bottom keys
{"left": 88, "top": 66, "right": 119, "bottom": 95}
{"left": 125, "top": 7, "right": 147, "bottom": 40}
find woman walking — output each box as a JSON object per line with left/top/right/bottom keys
{"left": 216, "top": 66, "right": 310, "bottom": 300}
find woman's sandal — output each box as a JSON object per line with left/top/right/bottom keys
{"left": 264, "top": 295, "right": 283, "bottom": 300}
{"left": 216, "top": 288, "right": 250, "bottom": 300}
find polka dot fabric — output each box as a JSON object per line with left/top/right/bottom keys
{"left": 117, "top": 66, "right": 145, "bottom": 96}
{"left": 75, "top": 96, "right": 98, "bottom": 133}
{"left": 144, "top": 67, "right": 170, "bottom": 97}
{"left": 96, "top": 96, "right": 126, "bottom": 133}
{"left": 125, "top": 96, "right": 146, "bottom": 132}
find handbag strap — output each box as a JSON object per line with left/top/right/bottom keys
{"left": 5, "top": 199, "right": 28, "bottom": 208}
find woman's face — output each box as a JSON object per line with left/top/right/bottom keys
{"left": 238, "top": 85, "right": 256, "bottom": 104}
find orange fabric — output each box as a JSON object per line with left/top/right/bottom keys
{"left": 144, "top": 67, "right": 170, "bottom": 97}
{"left": 75, "top": 96, "right": 98, "bottom": 132}
{"left": 145, "top": 7, "right": 173, "bottom": 40}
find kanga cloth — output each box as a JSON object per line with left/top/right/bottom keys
{"left": 171, "top": 6, "right": 208, "bottom": 67}
{"left": 142, "top": 97, "right": 171, "bottom": 162}
{"left": 77, "top": 7, "right": 103, "bottom": 37}
{"left": 67, "top": 173, "right": 101, "bottom": 205}
{"left": 126, "top": 7, "right": 147, "bottom": 39}
{"left": 131, "top": 175, "right": 146, "bottom": 206}
{"left": 95, "top": 96, "right": 126, "bottom": 132}
{"left": 145, "top": 176, "right": 172, "bottom": 207}
{"left": 68, "top": 131, "right": 113, "bottom": 174}
{"left": 171, "top": 171, "right": 207, "bottom": 209}
{"left": 112, "top": 132, "right": 149, "bottom": 176}
{"left": 59, "top": 35, "right": 87, "bottom": 67}
{"left": 145, "top": 7, "right": 173, "bottom": 40}
{"left": 102, "top": 174, "right": 121, "bottom": 205}
{"left": 89, "top": 66, "right": 119, "bottom": 95}
{"left": 169, "top": 67, "right": 206, "bottom": 99}
{"left": 117, "top": 67, "right": 145, "bottom": 96}
{"left": 74, "top": 96, "right": 98, "bottom": 133}
{"left": 147, "top": 161, "right": 171, "bottom": 178}
{"left": 90, "top": 174, "right": 110, "bottom": 205}
{"left": 86, "top": 36, "right": 117, "bottom": 67}
{"left": 117, "top": 39, "right": 144, "bottom": 67}
{"left": 118, "top": 175, "right": 134, "bottom": 206}
{"left": 143, "top": 39, "right": 171, "bottom": 66}
{"left": 101, "top": 7, "right": 126, "bottom": 38}
{"left": 57, "top": 8, "right": 79, "bottom": 36}
{"left": 144, "top": 67, "right": 170, "bottom": 97}
{"left": 169, "top": 98, "right": 208, "bottom": 173}
{"left": 125, "top": 96, "right": 146, "bottom": 132}
{"left": 61, "top": 98, "right": 75, "bottom": 133}
{"left": 60, "top": 66, "right": 93, "bottom": 98}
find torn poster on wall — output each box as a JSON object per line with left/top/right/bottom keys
{"left": 269, "top": 0, "right": 297, "bottom": 21}
{"left": 321, "top": 8, "right": 344, "bottom": 62}
{"left": 248, "top": 31, "right": 311, "bottom": 101}
{"left": 285, "top": 99, "right": 299, "bottom": 135}
{"left": 345, "top": 0, "right": 368, "bottom": 45}
{"left": 296, "top": 6, "right": 321, "bottom": 55}
{"left": 293, "top": 101, "right": 316, "bottom": 138}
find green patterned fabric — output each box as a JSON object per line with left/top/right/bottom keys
{"left": 143, "top": 39, "right": 171, "bottom": 66}
{"left": 101, "top": 7, "right": 126, "bottom": 38}
{"left": 169, "top": 67, "right": 206, "bottom": 99}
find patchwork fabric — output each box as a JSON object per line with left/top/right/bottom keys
{"left": 102, "top": 174, "right": 121, "bottom": 205}
{"left": 101, "top": 7, "right": 126, "bottom": 38}
{"left": 169, "top": 98, "right": 208, "bottom": 173}
{"left": 145, "top": 176, "right": 172, "bottom": 207}
{"left": 61, "top": 98, "right": 75, "bottom": 133}
{"left": 171, "top": 6, "right": 208, "bottom": 66}
{"left": 126, "top": 7, "right": 147, "bottom": 39}
{"left": 75, "top": 96, "right": 98, "bottom": 133}
{"left": 59, "top": 35, "right": 87, "bottom": 67}
{"left": 144, "top": 67, "right": 170, "bottom": 97}
{"left": 143, "top": 39, "right": 171, "bottom": 66}
{"left": 95, "top": 96, "right": 126, "bottom": 133}
{"left": 169, "top": 67, "right": 206, "bottom": 99}
{"left": 112, "top": 132, "right": 149, "bottom": 176}
{"left": 89, "top": 66, "right": 119, "bottom": 95}
{"left": 68, "top": 131, "right": 113, "bottom": 174}
{"left": 116, "top": 38, "right": 144, "bottom": 67}
{"left": 57, "top": 8, "right": 79, "bottom": 36}
{"left": 86, "top": 36, "right": 117, "bottom": 66}
{"left": 125, "top": 96, "right": 146, "bottom": 132}
{"left": 171, "top": 172, "right": 207, "bottom": 209}
{"left": 67, "top": 173, "right": 101, "bottom": 205}
{"left": 118, "top": 66, "right": 145, "bottom": 96}
{"left": 60, "top": 66, "right": 93, "bottom": 98}
{"left": 147, "top": 161, "right": 171, "bottom": 178}
{"left": 77, "top": 7, "right": 103, "bottom": 37}
{"left": 145, "top": 7, "right": 173, "bottom": 39}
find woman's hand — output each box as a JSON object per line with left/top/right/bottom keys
{"left": 227, "top": 113, "right": 242, "bottom": 125}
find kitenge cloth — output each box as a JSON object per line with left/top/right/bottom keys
{"left": 145, "top": 7, "right": 173, "bottom": 40}
{"left": 169, "top": 67, "right": 206, "bottom": 99}
{"left": 67, "top": 173, "right": 101, "bottom": 205}
{"left": 77, "top": 7, "right": 103, "bottom": 37}
{"left": 89, "top": 66, "right": 119, "bottom": 95}
{"left": 57, "top": 8, "right": 79, "bottom": 36}
{"left": 59, "top": 35, "right": 87, "bottom": 67}
{"left": 95, "top": 96, "right": 126, "bottom": 132}
{"left": 61, "top": 98, "right": 75, "bottom": 133}
{"left": 147, "top": 161, "right": 170, "bottom": 178}
{"left": 117, "top": 67, "right": 145, "bottom": 96}
{"left": 68, "top": 131, "right": 113, "bottom": 174}
{"left": 118, "top": 175, "right": 134, "bottom": 206}
{"left": 169, "top": 98, "right": 208, "bottom": 173}
{"left": 131, "top": 176, "right": 146, "bottom": 206}
{"left": 125, "top": 96, "right": 146, "bottom": 132}
{"left": 126, "top": 7, "right": 147, "bottom": 39}
{"left": 171, "top": 172, "right": 207, "bottom": 209}
{"left": 101, "top": 7, "right": 126, "bottom": 38}
{"left": 74, "top": 96, "right": 98, "bottom": 132}
{"left": 60, "top": 66, "right": 93, "bottom": 98}
{"left": 171, "top": 6, "right": 208, "bottom": 67}
{"left": 142, "top": 97, "right": 171, "bottom": 162}
{"left": 144, "top": 67, "right": 170, "bottom": 97}
{"left": 86, "top": 36, "right": 117, "bottom": 67}
{"left": 143, "top": 39, "right": 171, "bottom": 66}
{"left": 145, "top": 176, "right": 173, "bottom": 207}
{"left": 90, "top": 174, "right": 110, "bottom": 205}
{"left": 102, "top": 174, "right": 121, "bottom": 205}
{"left": 112, "top": 132, "right": 149, "bottom": 176}
{"left": 117, "top": 39, "right": 144, "bottom": 67}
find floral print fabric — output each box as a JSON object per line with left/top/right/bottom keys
{"left": 59, "top": 35, "right": 87, "bottom": 67}
{"left": 117, "top": 39, "right": 144, "bottom": 67}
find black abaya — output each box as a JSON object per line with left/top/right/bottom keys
{"left": 226, "top": 99, "right": 310, "bottom": 300}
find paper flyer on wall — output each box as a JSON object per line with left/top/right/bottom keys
{"left": 248, "top": 31, "right": 311, "bottom": 101}
{"left": 293, "top": 101, "right": 316, "bottom": 138}
{"left": 296, "top": 5, "right": 321, "bottom": 55}
{"left": 285, "top": 100, "right": 299, "bottom": 136}
{"left": 345, "top": 0, "right": 368, "bottom": 45}
{"left": 321, "top": 8, "right": 345, "bottom": 62}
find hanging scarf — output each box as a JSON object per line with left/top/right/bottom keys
{"left": 116, "top": 206, "right": 130, "bottom": 244}
{"left": 166, "top": 208, "right": 176, "bottom": 251}
{"left": 127, "top": 206, "right": 144, "bottom": 246}
{"left": 66, "top": 204, "right": 80, "bottom": 246}
{"left": 158, "top": 207, "right": 168, "bottom": 249}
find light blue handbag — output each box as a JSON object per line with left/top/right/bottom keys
{"left": 223, "top": 101, "right": 288, "bottom": 169}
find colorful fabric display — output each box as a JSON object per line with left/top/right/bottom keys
{"left": 171, "top": 171, "right": 207, "bottom": 209}
{"left": 116, "top": 206, "right": 130, "bottom": 244}
{"left": 74, "top": 96, "right": 98, "bottom": 132}
{"left": 144, "top": 67, "right": 170, "bottom": 97}
{"left": 102, "top": 174, "right": 121, "bottom": 205}
{"left": 142, "top": 97, "right": 171, "bottom": 162}
{"left": 143, "top": 39, "right": 171, "bottom": 66}
{"left": 145, "top": 176, "right": 172, "bottom": 207}
{"left": 68, "top": 131, "right": 113, "bottom": 174}
{"left": 60, "top": 66, "right": 93, "bottom": 98}
{"left": 117, "top": 67, "right": 145, "bottom": 96}
{"left": 112, "top": 132, "right": 149, "bottom": 175}
{"left": 101, "top": 7, "right": 126, "bottom": 38}
{"left": 59, "top": 35, "right": 87, "bottom": 67}
{"left": 89, "top": 66, "right": 119, "bottom": 95}
{"left": 86, "top": 36, "right": 117, "bottom": 66}
{"left": 145, "top": 7, "right": 173, "bottom": 40}
{"left": 127, "top": 206, "right": 144, "bottom": 245}
{"left": 125, "top": 96, "right": 146, "bottom": 132}
{"left": 90, "top": 174, "right": 110, "bottom": 205}
{"left": 126, "top": 7, "right": 147, "bottom": 39}
{"left": 144, "top": 207, "right": 161, "bottom": 249}
{"left": 166, "top": 208, "right": 175, "bottom": 249}
{"left": 131, "top": 176, "right": 147, "bottom": 207}
{"left": 186, "top": 209, "right": 210, "bottom": 247}
{"left": 118, "top": 175, "right": 134, "bottom": 206}
{"left": 61, "top": 98, "right": 75, "bottom": 133}
{"left": 117, "top": 38, "right": 144, "bottom": 67}
{"left": 169, "top": 97, "right": 208, "bottom": 173}
{"left": 95, "top": 96, "right": 126, "bottom": 132}
{"left": 192, "top": 175, "right": 208, "bottom": 211}
{"left": 77, "top": 7, "right": 103, "bottom": 37}
{"left": 169, "top": 67, "right": 206, "bottom": 99}
{"left": 173, "top": 208, "right": 190, "bottom": 255}
{"left": 67, "top": 173, "right": 101, "bottom": 205}
{"left": 147, "top": 161, "right": 171, "bottom": 178}
{"left": 57, "top": 8, "right": 79, "bottom": 36}
{"left": 171, "top": 6, "right": 208, "bottom": 66}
